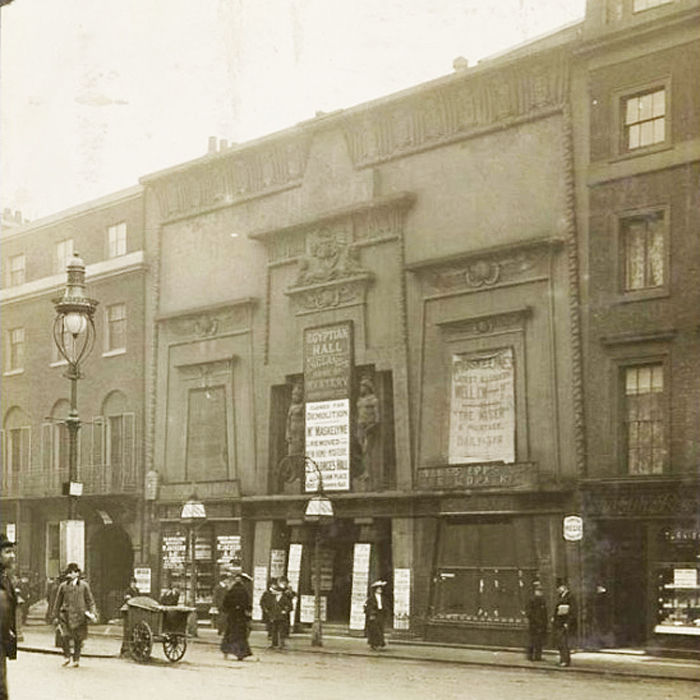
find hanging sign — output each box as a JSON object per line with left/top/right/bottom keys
{"left": 563, "top": 515, "right": 583, "bottom": 542}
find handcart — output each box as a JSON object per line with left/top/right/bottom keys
{"left": 122, "top": 596, "right": 195, "bottom": 663}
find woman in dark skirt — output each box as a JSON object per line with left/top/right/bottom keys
{"left": 220, "top": 573, "right": 253, "bottom": 661}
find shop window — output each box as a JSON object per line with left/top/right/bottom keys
{"left": 107, "top": 222, "right": 127, "bottom": 258}
{"left": 8, "top": 253, "right": 25, "bottom": 287}
{"left": 186, "top": 386, "right": 228, "bottom": 482}
{"left": 623, "top": 364, "right": 668, "bottom": 474}
{"left": 432, "top": 519, "right": 538, "bottom": 624}
{"left": 654, "top": 528, "right": 700, "bottom": 635}
{"left": 622, "top": 87, "right": 667, "bottom": 152}
{"left": 449, "top": 348, "right": 515, "bottom": 465}
{"left": 105, "top": 303, "right": 127, "bottom": 353}
{"left": 619, "top": 210, "right": 667, "bottom": 295}
{"left": 55, "top": 239, "right": 74, "bottom": 274}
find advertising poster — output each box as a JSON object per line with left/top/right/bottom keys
{"left": 270, "top": 549, "right": 287, "bottom": 579}
{"left": 449, "top": 347, "right": 515, "bottom": 464}
{"left": 300, "top": 594, "right": 327, "bottom": 623}
{"left": 304, "top": 322, "right": 353, "bottom": 492}
{"left": 134, "top": 567, "right": 151, "bottom": 593}
{"left": 349, "top": 543, "right": 371, "bottom": 630}
{"left": 287, "top": 544, "right": 303, "bottom": 620}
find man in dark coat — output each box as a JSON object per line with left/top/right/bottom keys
{"left": 0, "top": 535, "right": 18, "bottom": 700}
{"left": 52, "top": 563, "right": 97, "bottom": 667}
{"left": 260, "top": 578, "right": 293, "bottom": 649}
{"left": 525, "top": 580, "right": 548, "bottom": 661}
{"left": 220, "top": 573, "right": 252, "bottom": 660}
{"left": 552, "top": 578, "right": 576, "bottom": 667}
{"left": 364, "top": 580, "right": 389, "bottom": 651}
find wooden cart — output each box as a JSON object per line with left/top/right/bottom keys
{"left": 122, "top": 596, "right": 195, "bottom": 663}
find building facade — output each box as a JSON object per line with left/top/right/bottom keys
{"left": 139, "top": 29, "right": 586, "bottom": 647}
{"left": 0, "top": 186, "right": 148, "bottom": 621}
{"left": 573, "top": 0, "right": 700, "bottom": 654}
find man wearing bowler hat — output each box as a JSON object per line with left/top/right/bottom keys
{"left": 553, "top": 577, "right": 576, "bottom": 667}
{"left": 0, "top": 534, "right": 18, "bottom": 699}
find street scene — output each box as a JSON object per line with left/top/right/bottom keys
{"left": 1, "top": 1, "right": 699, "bottom": 699}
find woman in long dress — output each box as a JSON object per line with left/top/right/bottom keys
{"left": 220, "top": 573, "right": 252, "bottom": 660}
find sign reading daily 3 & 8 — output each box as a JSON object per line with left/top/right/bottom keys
{"left": 304, "top": 322, "right": 353, "bottom": 491}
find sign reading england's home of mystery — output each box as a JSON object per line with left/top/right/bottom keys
{"left": 304, "top": 322, "right": 353, "bottom": 491}
{"left": 449, "top": 347, "right": 515, "bottom": 465}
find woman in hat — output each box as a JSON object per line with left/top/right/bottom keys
{"left": 364, "top": 580, "right": 389, "bottom": 651}
{"left": 52, "top": 563, "right": 97, "bottom": 668}
{"left": 220, "top": 572, "right": 253, "bottom": 661}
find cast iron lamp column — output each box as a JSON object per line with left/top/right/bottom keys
{"left": 52, "top": 253, "right": 98, "bottom": 520}
{"left": 303, "top": 457, "right": 333, "bottom": 647}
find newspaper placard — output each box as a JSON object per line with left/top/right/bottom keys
{"left": 216, "top": 535, "right": 241, "bottom": 564}
{"left": 305, "top": 399, "right": 350, "bottom": 491}
{"left": 449, "top": 347, "right": 515, "bottom": 464}
{"left": 349, "top": 543, "right": 371, "bottom": 630}
{"left": 270, "top": 549, "right": 286, "bottom": 579}
{"left": 162, "top": 535, "right": 186, "bottom": 568}
{"left": 300, "top": 594, "right": 327, "bottom": 623}
{"left": 252, "top": 565, "right": 268, "bottom": 621}
{"left": 393, "top": 568, "right": 411, "bottom": 630}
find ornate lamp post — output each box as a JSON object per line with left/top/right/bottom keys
{"left": 52, "top": 254, "right": 98, "bottom": 563}
{"left": 303, "top": 456, "right": 333, "bottom": 647}
{"left": 180, "top": 493, "right": 207, "bottom": 610}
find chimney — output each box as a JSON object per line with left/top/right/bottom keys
{"left": 453, "top": 56, "right": 469, "bottom": 71}
{"left": 14, "top": 211, "right": 23, "bottom": 223}
{"left": 219, "top": 139, "right": 228, "bottom": 152}
{"left": 208, "top": 136, "right": 218, "bottom": 154}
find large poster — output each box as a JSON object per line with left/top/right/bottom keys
{"left": 349, "top": 543, "right": 371, "bottom": 630}
{"left": 304, "top": 322, "right": 353, "bottom": 491}
{"left": 449, "top": 347, "right": 515, "bottom": 464}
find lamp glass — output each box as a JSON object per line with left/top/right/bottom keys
{"left": 65, "top": 312, "right": 87, "bottom": 336}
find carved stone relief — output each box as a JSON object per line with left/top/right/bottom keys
{"left": 165, "top": 306, "right": 249, "bottom": 339}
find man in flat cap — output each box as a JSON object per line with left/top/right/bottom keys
{"left": 0, "top": 534, "right": 18, "bottom": 699}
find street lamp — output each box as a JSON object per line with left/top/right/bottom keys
{"left": 303, "top": 456, "right": 333, "bottom": 647}
{"left": 52, "top": 253, "right": 98, "bottom": 567}
{"left": 180, "top": 493, "right": 207, "bottom": 611}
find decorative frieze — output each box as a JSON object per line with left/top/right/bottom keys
{"left": 161, "top": 303, "right": 252, "bottom": 339}
{"left": 150, "top": 138, "right": 312, "bottom": 222}
{"left": 286, "top": 274, "right": 373, "bottom": 314}
{"left": 583, "top": 487, "right": 700, "bottom": 518}
{"left": 419, "top": 239, "right": 561, "bottom": 294}
{"left": 342, "top": 50, "right": 567, "bottom": 167}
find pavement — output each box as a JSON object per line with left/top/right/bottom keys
{"left": 17, "top": 614, "right": 699, "bottom": 682}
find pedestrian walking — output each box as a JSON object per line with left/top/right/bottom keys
{"left": 211, "top": 574, "right": 232, "bottom": 635}
{"left": 525, "top": 580, "right": 548, "bottom": 661}
{"left": 364, "top": 580, "right": 389, "bottom": 651}
{"left": 52, "top": 563, "right": 97, "bottom": 668}
{"left": 0, "top": 534, "right": 18, "bottom": 700}
{"left": 220, "top": 572, "right": 252, "bottom": 661}
{"left": 553, "top": 577, "right": 576, "bottom": 667}
{"left": 260, "top": 578, "right": 292, "bottom": 649}
{"left": 277, "top": 576, "right": 296, "bottom": 644}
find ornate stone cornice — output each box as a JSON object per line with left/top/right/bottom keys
{"left": 341, "top": 49, "right": 568, "bottom": 167}
{"left": 284, "top": 274, "right": 373, "bottom": 315}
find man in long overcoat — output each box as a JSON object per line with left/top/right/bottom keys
{"left": 0, "top": 535, "right": 18, "bottom": 699}
{"left": 525, "top": 580, "right": 548, "bottom": 661}
{"left": 552, "top": 578, "right": 576, "bottom": 667}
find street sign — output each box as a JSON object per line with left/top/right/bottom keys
{"left": 563, "top": 515, "right": 583, "bottom": 541}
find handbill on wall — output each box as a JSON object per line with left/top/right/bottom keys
{"left": 287, "top": 544, "right": 303, "bottom": 621}
{"left": 252, "top": 565, "right": 268, "bottom": 621}
{"left": 349, "top": 543, "right": 371, "bottom": 630}
{"left": 449, "top": 347, "right": 515, "bottom": 464}
{"left": 393, "top": 568, "right": 411, "bottom": 630}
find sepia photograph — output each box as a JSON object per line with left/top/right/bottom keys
{"left": 1, "top": 1, "right": 698, "bottom": 698}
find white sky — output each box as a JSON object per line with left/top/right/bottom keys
{"left": 0, "top": 0, "right": 584, "bottom": 221}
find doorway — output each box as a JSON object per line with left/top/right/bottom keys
{"left": 90, "top": 525, "right": 134, "bottom": 622}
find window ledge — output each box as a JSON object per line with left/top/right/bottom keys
{"left": 615, "top": 287, "right": 670, "bottom": 304}
{"left": 102, "top": 348, "right": 126, "bottom": 358}
{"left": 3, "top": 369, "right": 25, "bottom": 377}
{"left": 609, "top": 141, "right": 673, "bottom": 164}
{"left": 49, "top": 360, "right": 68, "bottom": 368}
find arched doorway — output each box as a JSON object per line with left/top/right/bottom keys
{"left": 90, "top": 525, "right": 133, "bottom": 622}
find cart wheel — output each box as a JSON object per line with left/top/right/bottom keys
{"left": 162, "top": 634, "right": 187, "bottom": 662}
{"left": 130, "top": 621, "right": 153, "bottom": 663}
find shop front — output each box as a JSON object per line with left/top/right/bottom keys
{"left": 582, "top": 479, "right": 700, "bottom": 657}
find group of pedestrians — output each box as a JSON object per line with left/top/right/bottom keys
{"left": 526, "top": 577, "right": 577, "bottom": 667}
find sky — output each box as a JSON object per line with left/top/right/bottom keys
{"left": 0, "top": 0, "right": 585, "bottom": 222}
